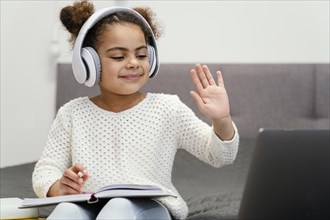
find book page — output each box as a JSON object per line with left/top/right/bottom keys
{"left": 94, "top": 183, "right": 162, "bottom": 193}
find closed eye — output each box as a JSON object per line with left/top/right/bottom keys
{"left": 137, "top": 55, "right": 148, "bottom": 60}
{"left": 111, "top": 56, "right": 125, "bottom": 61}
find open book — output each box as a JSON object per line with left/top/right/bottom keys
{"left": 20, "top": 183, "right": 176, "bottom": 209}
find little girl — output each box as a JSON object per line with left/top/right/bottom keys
{"left": 32, "top": 0, "right": 239, "bottom": 219}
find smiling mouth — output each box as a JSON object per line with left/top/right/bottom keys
{"left": 120, "top": 74, "right": 143, "bottom": 81}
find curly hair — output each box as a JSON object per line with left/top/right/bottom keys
{"left": 60, "top": 0, "right": 163, "bottom": 49}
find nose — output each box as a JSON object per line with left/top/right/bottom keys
{"left": 126, "top": 56, "right": 140, "bottom": 69}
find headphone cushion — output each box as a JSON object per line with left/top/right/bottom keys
{"left": 81, "top": 47, "right": 101, "bottom": 87}
{"left": 147, "top": 45, "right": 157, "bottom": 78}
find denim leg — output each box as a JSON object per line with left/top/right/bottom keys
{"left": 96, "top": 198, "right": 172, "bottom": 220}
{"left": 47, "top": 202, "right": 98, "bottom": 220}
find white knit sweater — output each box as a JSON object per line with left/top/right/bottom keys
{"left": 32, "top": 93, "right": 239, "bottom": 219}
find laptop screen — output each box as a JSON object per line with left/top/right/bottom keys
{"left": 238, "top": 129, "right": 329, "bottom": 220}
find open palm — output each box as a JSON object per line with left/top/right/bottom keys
{"left": 189, "top": 64, "right": 231, "bottom": 121}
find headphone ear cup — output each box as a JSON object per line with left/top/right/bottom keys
{"left": 81, "top": 47, "right": 101, "bottom": 87}
{"left": 147, "top": 45, "right": 157, "bottom": 78}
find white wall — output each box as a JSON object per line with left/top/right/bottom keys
{"left": 1, "top": 1, "right": 59, "bottom": 168}
{"left": 1, "top": 0, "right": 329, "bottom": 168}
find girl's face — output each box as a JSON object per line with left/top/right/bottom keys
{"left": 96, "top": 23, "right": 150, "bottom": 96}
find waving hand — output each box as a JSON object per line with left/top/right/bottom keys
{"left": 189, "top": 64, "right": 234, "bottom": 140}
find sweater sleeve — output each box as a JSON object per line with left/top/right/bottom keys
{"left": 32, "top": 105, "right": 73, "bottom": 198}
{"left": 174, "top": 96, "right": 239, "bottom": 167}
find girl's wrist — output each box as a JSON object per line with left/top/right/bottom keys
{"left": 47, "top": 180, "right": 60, "bottom": 197}
{"left": 212, "top": 116, "right": 235, "bottom": 141}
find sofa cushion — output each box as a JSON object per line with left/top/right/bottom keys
{"left": 220, "top": 64, "right": 315, "bottom": 139}
{"left": 314, "top": 64, "right": 330, "bottom": 129}
{"left": 315, "top": 64, "right": 330, "bottom": 118}
{"left": 56, "top": 64, "right": 99, "bottom": 111}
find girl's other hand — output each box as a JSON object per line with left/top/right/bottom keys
{"left": 47, "top": 163, "right": 89, "bottom": 197}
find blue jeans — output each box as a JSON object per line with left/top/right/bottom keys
{"left": 47, "top": 198, "right": 172, "bottom": 220}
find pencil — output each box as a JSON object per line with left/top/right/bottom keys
{"left": 77, "top": 171, "right": 83, "bottom": 178}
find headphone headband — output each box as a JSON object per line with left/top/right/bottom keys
{"left": 72, "top": 6, "right": 159, "bottom": 86}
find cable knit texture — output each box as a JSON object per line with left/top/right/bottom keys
{"left": 33, "top": 93, "right": 239, "bottom": 219}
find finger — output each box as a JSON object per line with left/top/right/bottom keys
{"left": 71, "top": 163, "right": 85, "bottom": 173}
{"left": 190, "top": 91, "right": 205, "bottom": 108}
{"left": 80, "top": 170, "right": 89, "bottom": 181}
{"left": 71, "top": 163, "right": 88, "bottom": 180}
{"left": 202, "top": 65, "right": 216, "bottom": 86}
{"left": 195, "top": 63, "right": 210, "bottom": 88}
{"left": 216, "top": 70, "right": 225, "bottom": 87}
{"left": 62, "top": 169, "right": 84, "bottom": 193}
{"left": 63, "top": 169, "right": 84, "bottom": 185}
{"left": 60, "top": 175, "right": 83, "bottom": 194}
{"left": 60, "top": 178, "right": 82, "bottom": 192}
{"left": 190, "top": 68, "right": 204, "bottom": 94}
{"left": 76, "top": 169, "right": 89, "bottom": 181}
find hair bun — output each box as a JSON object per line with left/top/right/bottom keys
{"left": 134, "top": 7, "right": 163, "bottom": 40}
{"left": 60, "top": 0, "right": 94, "bottom": 43}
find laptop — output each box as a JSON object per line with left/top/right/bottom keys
{"left": 238, "top": 129, "right": 330, "bottom": 220}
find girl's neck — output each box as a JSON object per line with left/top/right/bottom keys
{"left": 90, "top": 92, "right": 146, "bottom": 113}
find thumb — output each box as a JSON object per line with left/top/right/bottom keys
{"left": 190, "top": 91, "right": 205, "bottom": 112}
{"left": 71, "top": 163, "right": 89, "bottom": 181}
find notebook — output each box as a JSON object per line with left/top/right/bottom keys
{"left": 20, "top": 183, "right": 176, "bottom": 208}
{"left": 238, "top": 129, "right": 330, "bottom": 220}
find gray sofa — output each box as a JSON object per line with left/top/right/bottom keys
{"left": 1, "top": 63, "right": 328, "bottom": 219}
{"left": 55, "top": 63, "right": 329, "bottom": 219}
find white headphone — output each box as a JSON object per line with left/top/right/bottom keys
{"left": 72, "top": 6, "right": 159, "bottom": 87}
